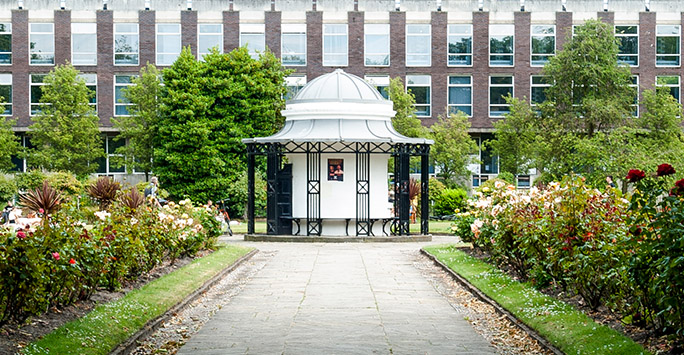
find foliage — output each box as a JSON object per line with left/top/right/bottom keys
{"left": 27, "top": 63, "right": 104, "bottom": 177}
{"left": 119, "top": 188, "right": 145, "bottom": 212}
{"left": 496, "top": 171, "right": 516, "bottom": 185}
{"left": 388, "top": 77, "right": 428, "bottom": 138}
{"left": 154, "top": 47, "right": 289, "bottom": 204}
{"left": 112, "top": 63, "right": 161, "bottom": 179}
{"left": 428, "top": 178, "right": 445, "bottom": 207}
{"left": 19, "top": 180, "right": 63, "bottom": 216}
{"left": 626, "top": 166, "right": 684, "bottom": 335}
{"left": 429, "top": 112, "right": 478, "bottom": 184}
{"left": 224, "top": 170, "right": 267, "bottom": 219}
{"left": 0, "top": 114, "right": 20, "bottom": 173}
{"left": 0, "top": 174, "right": 16, "bottom": 203}
{"left": 87, "top": 177, "right": 121, "bottom": 210}
{"left": 45, "top": 171, "right": 82, "bottom": 197}
{"left": 489, "top": 96, "right": 536, "bottom": 177}
{"left": 451, "top": 211, "right": 475, "bottom": 242}
{"left": 432, "top": 188, "right": 468, "bottom": 218}
{"left": 15, "top": 170, "right": 47, "bottom": 192}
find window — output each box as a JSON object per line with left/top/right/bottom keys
{"left": 72, "top": 23, "right": 97, "bottom": 66}
{"left": 616, "top": 25, "right": 638, "bottom": 66}
{"left": 471, "top": 135, "right": 499, "bottom": 187}
{"left": 656, "top": 25, "right": 680, "bottom": 67}
{"left": 30, "top": 74, "right": 47, "bottom": 115}
{"left": 157, "top": 24, "right": 181, "bottom": 65}
{"left": 530, "top": 75, "right": 551, "bottom": 109}
{"left": 114, "top": 23, "right": 139, "bottom": 65}
{"left": 97, "top": 135, "right": 126, "bottom": 174}
{"left": 489, "top": 75, "right": 513, "bottom": 117}
{"left": 323, "top": 24, "right": 348, "bottom": 66}
{"left": 284, "top": 75, "right": 306, "bottom": 100}
{"left": 0, "top": 24, "right": 11, "bottom": 65}
{"left": 364, "top": 24, "right": 389, "bottom": 66}
{"left": 79, "top": 73, "right": 97, "bottom": 112}
{"left": 531, "top": 25, "right": 555, "bottom": 66}
{"left": 406, "top": 75, "right": 431, "bottom": 117}
{"left": 114, "top": 75, "right": 135, "bottom": 116}
{"left": 630, "top": 76, "right": 639, "bottom": 117}
{"left": 0, "top": 74, "right": 11, "bottom": 115}
{"left": 365, "top": 75, "right": 390, "bottom": 99}
{"left": 240, "top": 24, "right": 265, "bottom": 60}
{"left": 198, "top": 24, "right": 223, "bottom": 59}
{"left": 29, "top": 23, "right": 54, "bottom": 65}
{"left": 406, "top": 24, "right": 431, "bottom": 66}
{"left": 281, "top": 24, "right": 306, "bottom": 66}
{"left": 490, "top": 25, "right": 514, "bottom": 66}
{"left": 448, "top": 24, "right": 472, "bottom": 66}
{"left": 657, "top": 75, "right": 680, "bottom": 103}
{"left": 448, "top": 76, "right": 472, "bottom": 116}
{"left": 517, "top": 175, "right": 531, "bottom": 188}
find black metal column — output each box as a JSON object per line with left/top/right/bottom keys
{"left": 397, "top": 145, "right": 411, "bottom": 235}
{"left": 306, "top": 142, "right": 321, "bottom": 235}
{"left": 356, "top": 143, "right": 371, "bottom": 236}
{"left": 247, "top": 145, "right": 255, "bottom": 234}
{"left": 420, "top": 145, "right": 430, "bottom": 235}
{"left": 266, "top": 144, "right": 280, "bottom": 235}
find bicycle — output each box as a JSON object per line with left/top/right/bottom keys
{"left": 218, "top": 199, "right": 233, "bottom": 236}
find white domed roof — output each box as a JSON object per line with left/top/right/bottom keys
{"left": 292, "top": 69, "right": 386, "bottom": 102}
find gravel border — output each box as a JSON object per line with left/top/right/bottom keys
{"left": 420, "top": 248, "right": 564, "bottom": 355}
{"left": 110, "top": 249, "right": 258, "bottom": 355}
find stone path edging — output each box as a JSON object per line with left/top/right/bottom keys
{"left": 110, "top": 249, "right": 259, "bottom": 355}
{"left": 420, "top": 248, "right": 565, "bottom": 355}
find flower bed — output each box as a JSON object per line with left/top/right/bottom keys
{"left": 0, "top": 181, "right": 220, "bottom": 327}
{"left": 458, "top": 166, "right": 684, "bottom": 344}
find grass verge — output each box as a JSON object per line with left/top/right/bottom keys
{"left": 23, "top": 245, "right": 254, "bottom": 355}
{"left": 423, "top": 244, "right": 648, "bottom": 355}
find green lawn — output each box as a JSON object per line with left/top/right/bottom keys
{"left": 23, "top": 245, "right": 254, "bottom": 355}
{"left": 231, "top": 220, "right": 454, "bottom": 235}
{"left": 422, "top": 245, "right": 648, "bottom": 355}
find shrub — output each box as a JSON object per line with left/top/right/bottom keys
{"left": 19, "top": 180, "right": 63, "bottom": 216}
{"left": 451, "top": 211, "right": 475, "bottom": 242}
{"left": 224, "top": 171, "right": 267, "bottom": 219}
{"left": 87, "top": 177, "right": 121, "bottom": 210}
{"left": 497, "top": 171, "right": 516, "bottom": 184}
{"left": 15, "top": 170, "right": 47, "bottom": 192}
{"left": 119, "top": 188, "right": 145, "bottom": 212}
{"left": 432, "top": 188, "right": 468, "bottom": 218}
{"left": 428, "top": 178, "right": 446, "bottom": 208}
{"left": 45, "top": 171, "right": 82, "bottom": 197}
{"left": 0, "top": 174, "right": 16, "bottom": 203}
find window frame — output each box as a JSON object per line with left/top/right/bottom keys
{"left": 156, "top": 23, "right": 181, "bottom": 66}
{"left": 489, "top": 75, "right": 514, "bottom": 117}
{"left": 447, "top": 24, "right": 473, "bottom": 67}
{"left": 0, "top": 73, "right": 12, "bottom": 116}
{"left": 0, "top": 23, "right": 11, "bottom": 65}
{"left": 365, "top": 75, "right": 390, "bottom": 99}
{"left": 447, "top": 75, "right": 472, "bottom": 117}
{"left": 281, "top": 24, "right": 307, "bottom": 66}
{"left": 71, "top": 23, "right": 97, "bottom": 66}
{"left": 656, "top": 25, "right": 681, "bottom": 67}
{"left": 284, "top": 75, "right": 307, "bottom": 101}
{"left": 530, "top": 24, "right": 555, "bottom": 67}
{"left": 364, "top": 24, "right": 390, "bottom": 67}
{"left": 630, "top": 75, "right": 639, "bottom": 117}
{"left": 30, "top": 74, "right": 48, "bottom": 116}
{"left": 197, "top": 23, "right": 223, "bottom": 59}
{"left": 322, "top": 23, "right": 348, "bottom": 67}
{"left": 240, "top": 24, "right": 266, "bottom": 60}
{"left": 29, "top": 23, "right": 55, "bottom": 65}
{"left": 406, "top": 74, "right": 431, "bottom": 118}
{"left": 615, "top": 25, "right": 639, "bottom": 67}
{"left": 530, "top": 75, "right": 551, "bottom": 109}
{"left": 114, "top": 74, "right": 136, "bottom": 117}
{"left": 114, "top": 23, "right": 140, "bottom": 66}
{"left": 489, "top": 24, "right": 515, "bottom": 67}
{"left": 78, "top": 73, "right": 97, "bottom": 113}
{"left": 406, "top": 24, "right": 431, "bottom": 67}
{"left": 656, "top": 75, "right": 680, "bottom": 103}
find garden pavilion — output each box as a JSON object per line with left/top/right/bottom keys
{"left": 243, "top": 69, "right": 433, "bottom": 237}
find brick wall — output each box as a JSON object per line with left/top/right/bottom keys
{"left": 181, "top": 10, "right": 198, "bottom": 57}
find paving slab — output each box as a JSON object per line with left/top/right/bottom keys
{"left": 178, "top": 240, "right": 496, "bottom": 354}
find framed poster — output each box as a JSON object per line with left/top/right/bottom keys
{"left": 327, "top": 159, "right": 344, "bottom": 181}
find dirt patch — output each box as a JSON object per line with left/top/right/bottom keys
{"left": 457, "top": 246, "right": 682, "bottom": 354}
{"left": 0, "top": 252, "right": 208, "bottom": 355}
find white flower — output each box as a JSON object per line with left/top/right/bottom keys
{"left": 94, "top": 211, "right": 111, "bottom": 221}
{"left": 494, "top": 181, "right": 506, "bottom": 189}
{"left": 181, "top": 213, "right": 189, "bottom": 219}
{"left": 131, "top": 217, "right": 138, "bottom": 225}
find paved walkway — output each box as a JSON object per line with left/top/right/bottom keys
{"left": 179, "top": 239, "right": 496, "bottom": 354}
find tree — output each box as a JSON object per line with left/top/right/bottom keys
{"left": 28, "top": 63, "right": 104, "bottom": 177}
{"left": 429, "top": 111, "right": 478, "bottom": 185}
{"left": 112, "top": 63, "right": 161, "bottom": 180}
{"left": 388, "top": 77, "right": 427, "bottom": 138}
{"left": 154, "top": 47, "right": 289, "bottom": 203}
{"left": 488, "top": 95, "right": 536, "bottom": 177}
{"left": 0, "top": 101, "right": 20, "bottom": 172}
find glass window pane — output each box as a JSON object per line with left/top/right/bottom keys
{"left": 448, "top": 87, "right": 471, "bottom": 105}
{"left": 490, "top": 87, "right": 512, "bottom": 104}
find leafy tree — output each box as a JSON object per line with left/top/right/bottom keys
{"left": 488, "top": 95, "right": 536, "bottom": 177}
{"left": 28, "top": 63, "right": 104, "bottom": 177}
{"left": 388, "top": 77, "right": 427, "bottom": 138}
{"left": 112, "top": 63, "right": 161, "bottom": 180}
{"left": 429, "top": 111, "right": 478, "bottom": 185}
{"left": 154, "top": 47, "right": 289, "bottom": 203}
{"left": 0, "top": 99, "right": 20, "bottom": 172}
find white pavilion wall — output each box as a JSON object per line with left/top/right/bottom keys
{"left": 288, "top": 152, "right": 393, "bottom": 235}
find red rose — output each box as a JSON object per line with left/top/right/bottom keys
{"left": 672, "top": 179, "right": 684, "bottom": 196}
{"left": 676, "top": 179, "right": 684, "bottom": 190}
{"left": 52, "top": 252, "right": 60, "bottom": 260}
{"left": 657, "top": 164, "right": 676, "bottom": 177}
{"left": 626, "top": 169, "right": 646, "bottom": 183}
{"left": 39, "top": 208, "right": 45, "bottom": 214}
{"left": 16, "top": 231, "right": 26, "bottom": 239}
{"left": 69, "top": 258, "right": 76, "bottom": 265}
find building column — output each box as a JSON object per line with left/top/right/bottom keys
{"left": 181, "top": 10, "right": 198, "bottom": 57}
{"left": 247, "top": 145, "right": 255, "bottom": 234}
